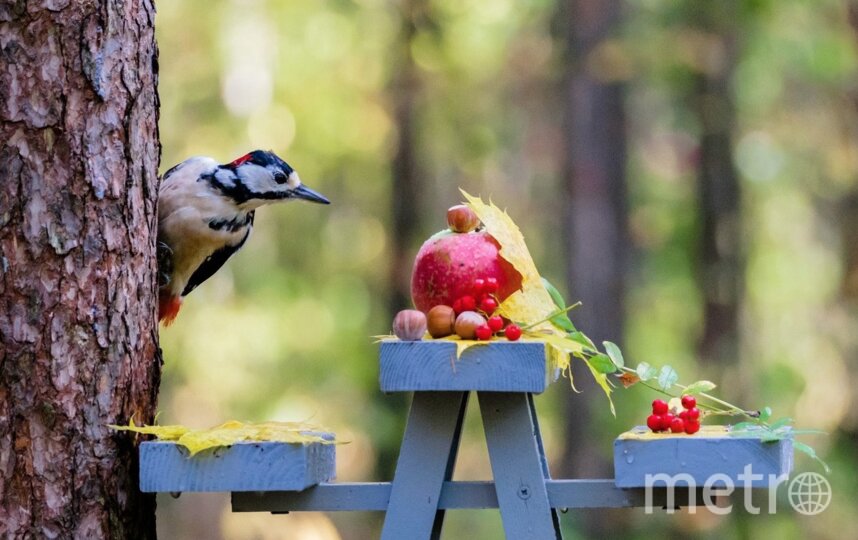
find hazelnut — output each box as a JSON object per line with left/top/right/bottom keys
{"left": 427, "top": 305, "right": 456, "bottom": 338}
{"left": 447, "top": 205, "right": 480, "bottom": 233}
{"left": 454, "top": 311, "right": 487, "bottom": 340}
{"left": 393, "top": 309, "right": 427, "bottom": 341}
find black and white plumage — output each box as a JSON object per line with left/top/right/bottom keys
{"left": 157, "top": 150, "right": 329, "bottom": 324}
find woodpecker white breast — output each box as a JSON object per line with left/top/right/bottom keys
{"left": 157, "top": 150, "right": 329, "bottom": 324}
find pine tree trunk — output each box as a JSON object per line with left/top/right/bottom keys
{"left": 389, "top": 0, "right": 426, "bottom": 316}
{"left": 558, "top": 0, "right": 628, "bottom": 475}
{"left": 379, "top": 0, "right": 428, "bottom": 488}
{"left": 0, "top": 1, "right": 161, "bottom": 537}
{"left": 557, "top": 0, "right": 628, "bottom": 534}
{"left": 691, "top": 2, "right": 743, "bottom": 369}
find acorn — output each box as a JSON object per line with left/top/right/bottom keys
{"left": 393, "top": 309, "right": 427, "bottom": 341}
{"left": 427, "top": 305, "right": 456, "bottom": 338}
{"left": 447, "top": 205, "right": 480, "bottom": 233}
{"left": 454, "top": 311, "right": 487, "bottom": 340}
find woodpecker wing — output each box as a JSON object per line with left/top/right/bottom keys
{"left": 181, "top": 223, "right": 252, "bottom": 297}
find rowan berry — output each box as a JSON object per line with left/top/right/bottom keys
{"left": 670, "top": 417, "right": 685, "bottom": 433}
{"left": 504, "top": 324, "right": 522, "bottom": 341}
{"left": 480, "top": 297, "right": 498, "bottom": 314}
{"left": 647, "top": 414, "right": 661, "bottom": 432}
{"left": 487, "top": 315, "right": 504, "bottom": 332}
{"left": 684, "top": 420, "right": 700, "bottom": 435}
{"left": 484, "top": 277, "right": 499, "bottom": 293}
{"left": 460, "top": 295, "right": 476, "bottom": 312}
{"left": 475, "top": 324, "right": 493, "bottom": 341}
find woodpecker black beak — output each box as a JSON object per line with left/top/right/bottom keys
{"left": 291, "top": 184, "right": 330, "bottom": 204}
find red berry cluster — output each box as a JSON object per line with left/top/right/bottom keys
{"left": 452, "top": 277, "right": 521, "bottom": 341}
{"left": 646, "top": 395, "right": 701, "bottom": 435}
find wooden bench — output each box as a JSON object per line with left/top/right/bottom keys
{"left": 139, "top": 438, "right": 336, "bottom": 493}
{"left": 140, "top": 341, "right": 793, "bottom": 539}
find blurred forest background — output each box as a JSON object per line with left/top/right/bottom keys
{"left": 155, "top": 0, "right": 857, "bottom": 538}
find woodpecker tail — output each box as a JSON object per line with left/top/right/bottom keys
{"left": 159, "top": 292, "right": 182, "bottom": 325}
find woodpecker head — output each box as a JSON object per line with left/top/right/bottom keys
{"left": 214, "top": 150, "right": 330, "bottom": 209}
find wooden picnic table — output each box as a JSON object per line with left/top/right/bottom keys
{"left": 141, "top": 340, "right": 793, "bottom": 540}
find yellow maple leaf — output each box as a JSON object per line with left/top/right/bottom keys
{"left": 438, "top": 334, "right": 491, "bottom": 358}
{"left": 461, "top": 191, "right": 571, "bottom": 370}
{"left": 461, "top": 191, "right": 615, "bottom": 413}
{"left": 110, "top": 419, "right": 338, "bottom": 456}
{"left": 109, "top": 417, "right": 189, "bottom": 440}
{"left": 461, "top": 190, "right": 558, "bottom": 329}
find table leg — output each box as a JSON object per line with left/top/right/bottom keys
{"left": 430, "top": 393, "right": 468, "bottom": 540}
{"left": 527, "top": 393, "right": 562, "bottom": 534}
{"left": 479, "top": 392, "right": 563, "bottom": 539}
{"left": 382, "top": 391, "right": 468, "bottom": 540}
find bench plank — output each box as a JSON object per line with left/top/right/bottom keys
{"left": 379, "top": 341, "right": 547, "bottom": 393}
{"left": 231, "top": 479, "right": 705, "bottom": 512}
{"left": 614, "top": 426, "right": 793, "bottom": 488}
{"left": 140, "top": 440, "right": 335, "bottom": 493}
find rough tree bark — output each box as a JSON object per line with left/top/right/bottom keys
{"left": 0, "top": 1, "right": 161, "bottom": 538}
{"left": 557, "top": 0, "right": 628, "bottom": 533}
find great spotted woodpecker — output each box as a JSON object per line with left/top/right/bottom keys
{"left": 157, "top": 150, "right": 329, "bottom": 324}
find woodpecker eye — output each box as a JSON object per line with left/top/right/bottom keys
{"left": 273, "top": 172, "right": 288, "bottom": 185}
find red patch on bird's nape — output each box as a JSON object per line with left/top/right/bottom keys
{"left": 230, "top": 153, "right": 254, "bottom": 167}
{"left": 159, "top": 294, "right": 182, "bottom": 326}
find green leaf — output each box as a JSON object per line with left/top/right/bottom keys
{"left": 636, "top": 362, "right": 658, "bottom": 381}
{"left": 768, "top": 417, "right": 793, "bottom": 430}
{"left": 542, "top": 277, "right": 565, "bottom": 308}
{"left": 787, "top": 429, "right": 828, "bottom": 436}
{"left": 589, "top": 353, "right": 618, "bottom": 374}
{"left": 792, "top": 441, "right": 816, "bottom": 458}
{"left": 793, "top": 441, "right": 831, "bottom": 474}
{"left": 603, "top": 341, "right": 624, "bottom": 370}
{"left": 730, "top": 421, "right": 760, "bottom": 432}
{"left": 541, "top": 278, "right": 577, "bottom": 332}
{"left": 760, "top": 431, "right": 785, "bottom": 443}
{"left": 567, "top": 332, "right": 596, "bottom": 352}
{"left": 550, "top": 314, "right": 576, "bottom": 333}
{"left": 683, "top": 380, "right": 716, "bottom": 395}
{"left": 583, "top": 358, "right": 615, "bottom": 416}
{"left": 657, "top": 365, "right": 678, "bottom": 391}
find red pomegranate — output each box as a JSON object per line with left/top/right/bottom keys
{"left": 411, "top": 230, "right": 522, "bottom": 313}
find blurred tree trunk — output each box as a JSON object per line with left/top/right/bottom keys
{"left": 842, "top": 4, "right": 858, "bottom": 303}
{"left": 389, "top": 0, "right": 427, "bottom": 316}
{"left": 557, "top": 0, "right": 628, "bottom": 483}
{"left": 839, "top": 0, "right": 858, "bottom": 462}
{"left": 691, "top": 3, "right": 743, "bottom": 373}
{"left": 0, "top": 2, "right": 161, "bottom": 538}
{"left": 380, "top": 0, "right": 428, "bottom": 485}
{"left": 687, "top": 7, "right": 745, "bottom": 538}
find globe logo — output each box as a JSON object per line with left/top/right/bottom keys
{"left": 788, "top": 472, "right": 832, "bottom": 515}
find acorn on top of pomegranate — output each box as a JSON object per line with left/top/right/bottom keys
{"left": 446, "top": 204, "right": 480, "bottom": 233}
